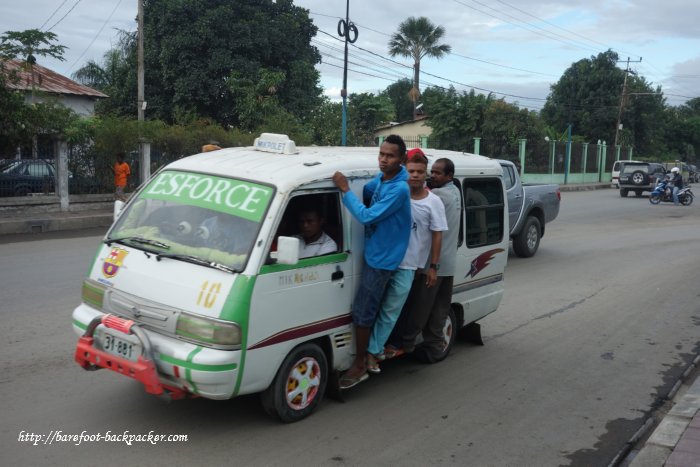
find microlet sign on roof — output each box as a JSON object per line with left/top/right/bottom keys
{"left": 253, "top": 133, "right": 297, "bottom": 154}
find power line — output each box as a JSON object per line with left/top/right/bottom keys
{"left": 66, "top": 0, "right": 123, "bottom": 73}
{"left": 47, "top": 0, "right": 83, "bottom": 32}
{"left": 492, "top": 0, "right": 634, "bottom": 57}
{"left": 40, "top": 0, "right": 70, "bottom": 30}
{"left": 451, "top": 52, "right": 557, "bottom": 78}
{"left": 451, "top": 0, "right": 602, "bottom": 55}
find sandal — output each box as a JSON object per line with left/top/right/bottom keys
{"left": 371, "top": 351, "right": 386, "bottom": 362}
{"left": 339, "top": 371, "right": 369, "bottom": 389}
{"left": 384, "top": 346, "right": 405, "bottom": 359}
{"left": 366, "top": 354, "right": 381, "bottom": 374}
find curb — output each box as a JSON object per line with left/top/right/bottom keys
{"left": 0, "top": 211, "right": 113, "bottom": 235}
{"left": 614, "top": 356, "right": 700, "bottom": 466}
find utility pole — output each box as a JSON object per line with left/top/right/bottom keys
{"left": 337, "top": 0, "right": 358, "bottom": 146}
{"left": 614, "top": 57, "right": 642, "bottom": 148}
{"left": 137, "top": 0, "right": 144, "bottom": 124}
{"left": 137, "top": 0, "right": 150, "bottom": 182}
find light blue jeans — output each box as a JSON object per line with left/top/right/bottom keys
{"left": 368, "top": 268, "right": 415, "bottom": 355}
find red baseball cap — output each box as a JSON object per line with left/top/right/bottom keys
{"left": 407, "top": 148, "right": 425, "bottom": 160}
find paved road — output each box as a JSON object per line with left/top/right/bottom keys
{"left": 1, "top": 190, "right": 699, "bottom": 466}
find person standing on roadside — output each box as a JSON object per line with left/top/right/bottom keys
{"left": 112, "top": 152, "right": 130, "bottom": 201}
{"left": 332, "top": 134, "right": 411, "bottom": 389}
{"left": 390, "top": 157, "right": 461, "bottom": 363}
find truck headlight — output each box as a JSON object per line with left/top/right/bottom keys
{"left": 176, "top": 312, "right": 242, "bottom": 348}
{"left": 82, "top": 279, "right": 106, "bottom": 310}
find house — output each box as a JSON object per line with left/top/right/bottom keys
{"left": 1, "top": 59, "right": 107, "bottom": 116}
{"left": 374, "top": 115, "right": 432, "bottom": 148}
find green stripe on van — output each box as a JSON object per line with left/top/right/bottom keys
{"left": 259, "top": 252, "right": 348, "bottom": 274}
{"left": 218, "top": 275, "right": 256, "bottom": 396}
{"left": 73, "top": 319, "right": 87, "bottom": 331}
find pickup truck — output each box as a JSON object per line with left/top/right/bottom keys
{"left": 498, "top": 160, "right": 560, "bottom": 257}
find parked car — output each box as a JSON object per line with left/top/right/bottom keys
{"left": 499, "top": 160, "right": 560, "bottom": 257}
{"left": 618, "top": 161, "right": 666, "bottom": 197}
{"left": 0, "top": 159, "right": 100, "bottom": 197}
{"left": 611, "top": 160, "right": 640, "bottom": 188}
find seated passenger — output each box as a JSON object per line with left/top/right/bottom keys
{"left": 293, "top": 208, "right": 337, "bottom": 258}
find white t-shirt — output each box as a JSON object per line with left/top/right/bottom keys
{"left": 399, "top": 191, "right": 448, "bottom": 270}
{"left": 294, "top": 232, "right": 338, "bottom": 259}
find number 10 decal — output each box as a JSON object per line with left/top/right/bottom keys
{"left": 197, "top": 281, "right": 222, "bottom": 308}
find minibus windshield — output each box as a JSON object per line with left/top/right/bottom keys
{"left": 106, "top": 170, "right": 274, "bottom": 272}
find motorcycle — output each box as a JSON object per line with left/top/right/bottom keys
{"left": 649, "top": 176, "right": 694, "bottom": 205}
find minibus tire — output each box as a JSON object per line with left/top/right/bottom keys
{"left": 432, "top": 308, "right": 457, "bottom": 363}
{"left": 261, "top": 343, "right": 328, "bottom": 423}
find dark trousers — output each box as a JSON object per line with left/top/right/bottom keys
{"left": 390, "top": 274, "right": 454, "bottom": 358}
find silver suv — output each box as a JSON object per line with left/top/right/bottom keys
{"left": 618, "top": 162, "right": 666, "bottom": 197}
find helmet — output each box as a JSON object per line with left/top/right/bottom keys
{"left": 672, "top": 167, "right": 680, "bottom": 173}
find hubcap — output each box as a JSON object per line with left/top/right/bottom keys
{"left": 442, "top": 316, "right": 453, "bottom": 350}
{"left": 285, "top": 357, "right": 321, "bottom": 410}
{"left": 527, "top": 225, "right": 538, "bottom": 249}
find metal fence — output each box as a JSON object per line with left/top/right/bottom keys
{"left": 383, "top": 135, "right": 634, "bottom": 184}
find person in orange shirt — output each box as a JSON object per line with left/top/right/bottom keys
{"left": 112, "top": 152, "right": 131, "bottom": 201}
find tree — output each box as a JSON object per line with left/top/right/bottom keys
{"left": 542, "top": 50, "right": 669, "bottom": 157}
{"left": 421, "top": 86, "right": 493, "bottom": 150}
{"left": 0, "top": 29, "right": 66, "bottom": 101}
{"left": 388, "top": 17, "right": 451, "bottom": 119}
{"left": 142, "top": 0, "right": 322, "bottom": 127}
{"left": 382, "top": 78, "right": 415, "bottom": 122}
{"left": 348, "top": 92, "right": 394, "bottom": 145}
{"left": 72, "top": 30, "right": 138, "bottom": 118}
{"left": 308, "top": 97, "right": 343, "bottom": 146}
{"left": 228, "top": 67, "right": 286, "bottom": 130}
{"left": 0, "top": 29, "right": 67, "bottom": 157}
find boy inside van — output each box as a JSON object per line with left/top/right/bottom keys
{"left": 332, "top": 134, "right": 412, "bottom": 389}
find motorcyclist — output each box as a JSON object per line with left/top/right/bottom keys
{"left": 669, "top": 167, "right": 683, "bottom": 205}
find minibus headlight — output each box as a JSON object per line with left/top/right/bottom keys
{"left": 82, "top": 279, "right": 106, "bottom": 310}
{"left": 176, "top": 312, "right": 242, "bottom": 347}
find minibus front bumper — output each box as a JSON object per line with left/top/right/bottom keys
{"left": 73, "top": 306, "right": 240, "bottom": 400}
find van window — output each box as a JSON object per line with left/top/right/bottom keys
{"left": 272, "top": 192, "right": 342, "bottom": 261}
{"left": 463, "top": 178, "right": 505, "bottom": 248}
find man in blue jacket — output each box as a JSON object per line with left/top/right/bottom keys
{"left": 332, "top": 134, "right": 412, "bottom": 389}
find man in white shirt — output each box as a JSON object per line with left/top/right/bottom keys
{"left": 293, "top": 208, "right": 337, "bottom": 258}
{"left": 392, "top": 157, "right": 462, "bottom": 363}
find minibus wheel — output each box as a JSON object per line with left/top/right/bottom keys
{"left": 433, "top": 308, "right": 457, "bottom": 362}
{"left": 261, "top": 343, "right": 328, "bottom": 423}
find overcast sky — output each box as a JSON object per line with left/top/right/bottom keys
{"left": 1, "top": 0, "right": 699, "bottom": 111}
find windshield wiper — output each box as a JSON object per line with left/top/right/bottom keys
{"left": 155, "top": 252, "right": 235, "bottom": 273}
{"left": 105, "top": 236, "right": 171, "bottom": 250}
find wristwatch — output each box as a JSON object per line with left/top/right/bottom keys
{"left": 429, "top": 263, "right": 440, "bottom": 271}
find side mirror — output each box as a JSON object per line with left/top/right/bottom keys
{"left": 113, "top": 200, "right": 125, "bottom": 222}
{"left": 276, "top": 236, "right": 300, "bottom": 265}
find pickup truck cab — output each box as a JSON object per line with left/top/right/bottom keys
{"left": 499, "top": 160, "right": 560, "bottom": 257}
{"left": 71, "top": 134, "right": 510, "bottom": 422}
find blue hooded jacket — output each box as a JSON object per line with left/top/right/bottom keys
{"left": 342, "top": 167, "right": 411, "bottom": 270}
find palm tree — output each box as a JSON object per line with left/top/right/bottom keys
{"left": 388, "top": 17, "right": 451, "bottom": 119}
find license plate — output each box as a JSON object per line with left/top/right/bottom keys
{"left": 97, "top": 327, "right": 142, "bottom": 362}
